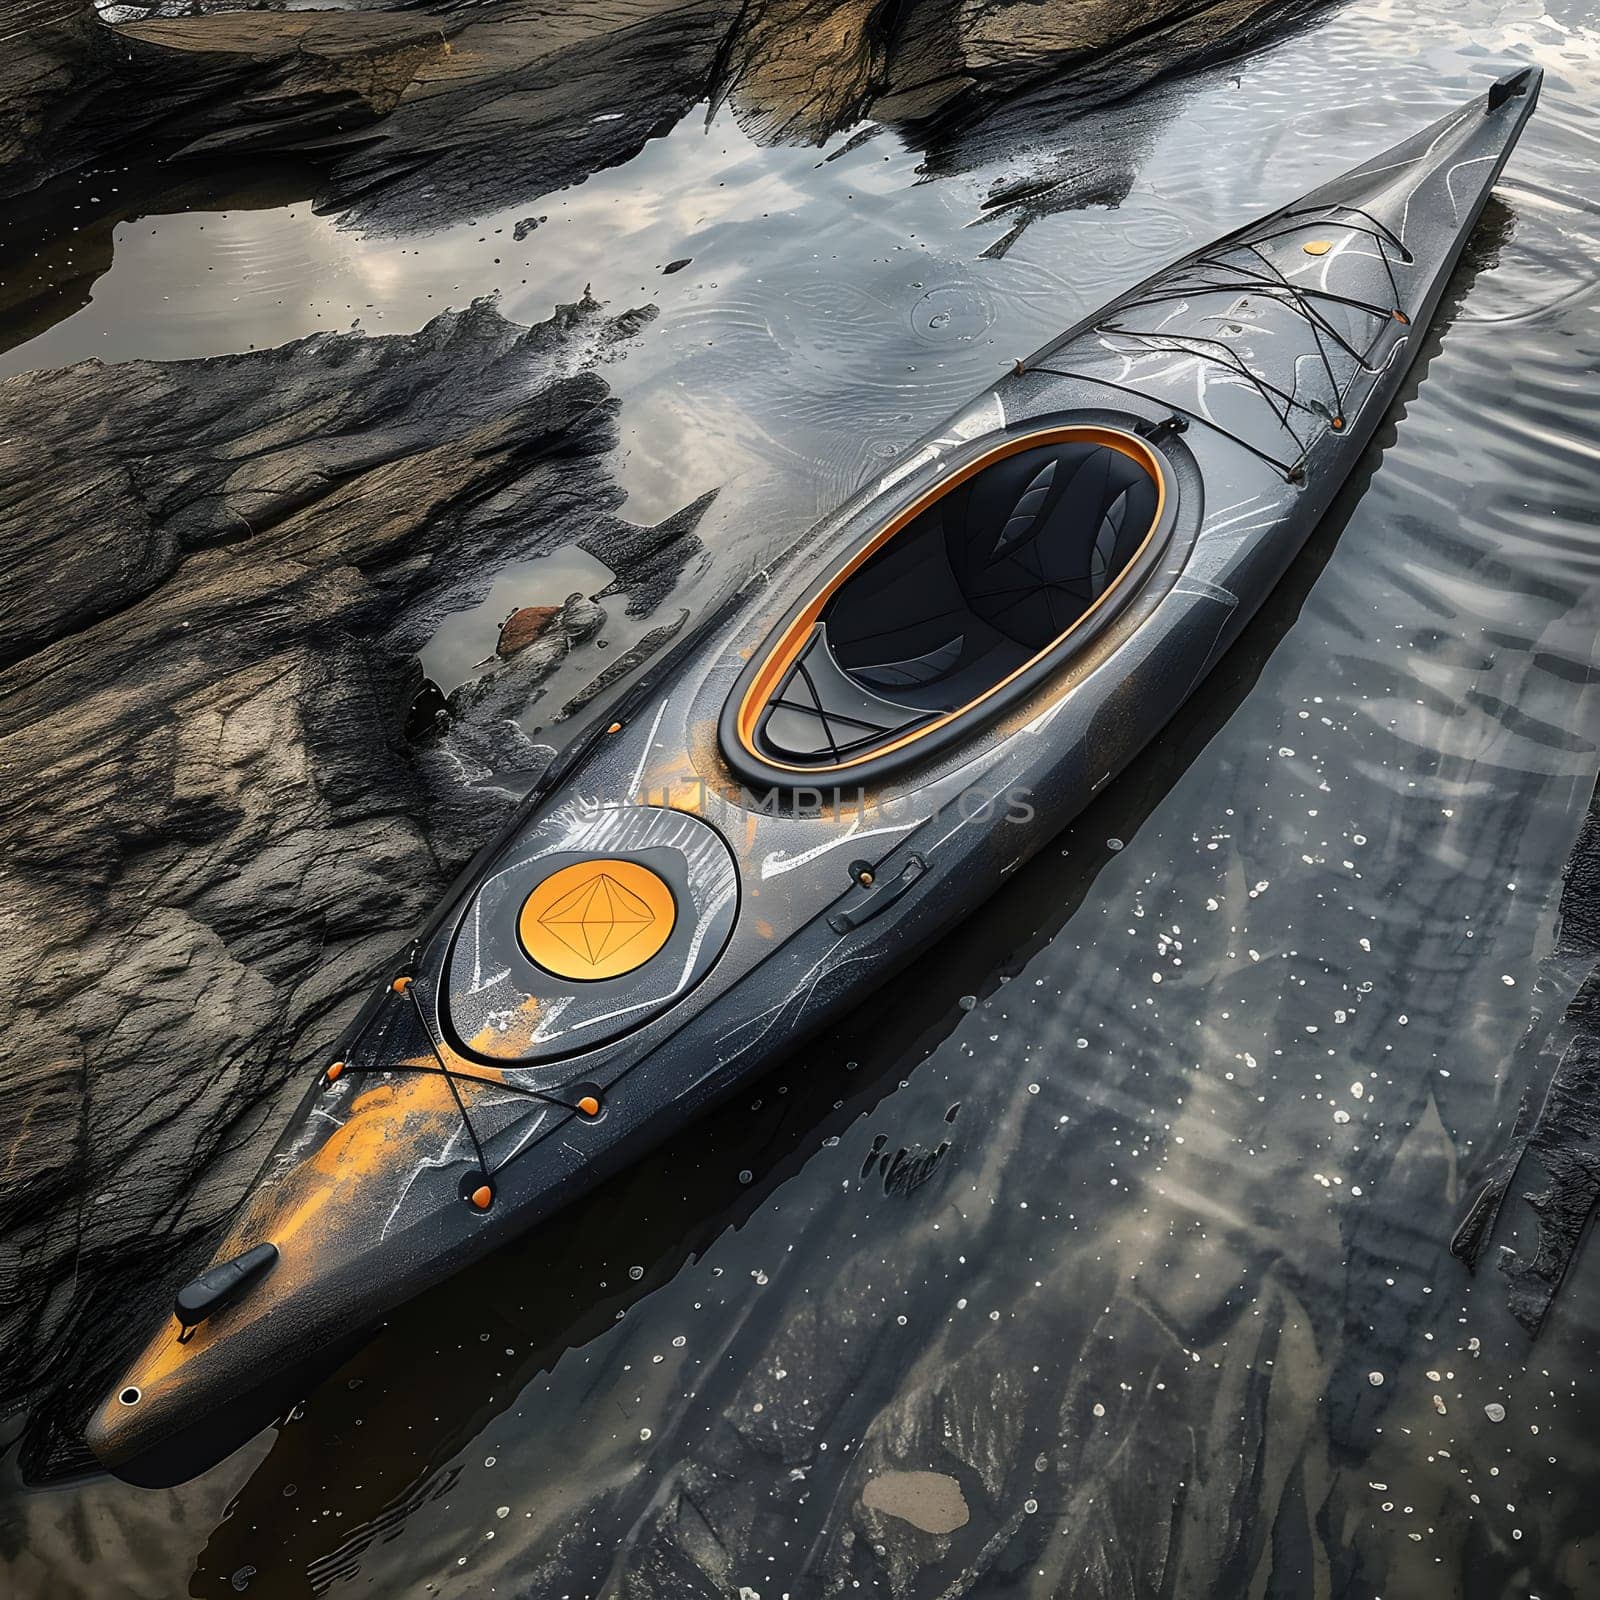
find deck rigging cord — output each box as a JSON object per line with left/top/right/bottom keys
{"left": 1024, "top": 202, "right": 1413, "bottom": 480}
{"left": 320, "top": 974, "right": 601, "bottom": 1207}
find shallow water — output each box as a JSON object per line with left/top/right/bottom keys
{"left": 4, "top": 0, "right": 1600, "bottom": 1595}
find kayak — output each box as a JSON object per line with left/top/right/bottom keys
{"left": 91, "top": 65, "right": 1541, "bottom": 1484}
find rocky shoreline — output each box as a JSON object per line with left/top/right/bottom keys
{"left": 0, "top": 291, "right": 716, "bottom": 1476}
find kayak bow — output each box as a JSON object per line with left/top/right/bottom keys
{"left": 90, "top": 66, "right": 1541, "bottom": 1484}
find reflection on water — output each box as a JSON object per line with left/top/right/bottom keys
{"left": 3, "top": 0, "right": 1600, "bottom": 1594}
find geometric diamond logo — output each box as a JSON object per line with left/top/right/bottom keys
{"left": 538, "top": 871, "right": 657, "bottom": 967}
{"left": 518, "top": 857, "right": 677, "bottom": 982}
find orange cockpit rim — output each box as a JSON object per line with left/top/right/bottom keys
{"left": 720, "top": 421, "right": 1177, "bottom": 790}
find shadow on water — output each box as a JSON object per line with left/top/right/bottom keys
{"left": 186, "top": 199, "right": 1517, "bottom": 1600}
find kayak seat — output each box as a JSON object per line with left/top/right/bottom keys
{"left": 748, "top": 436, "right": 1161, "bottom": 768}
{"left": 828, "top": 440, "right": 1158, "bottom": 711}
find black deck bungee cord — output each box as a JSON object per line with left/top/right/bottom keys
{"left": 1023, "top": 202, "right": 1414, "bottom": 479}
{"left": 319, "top": 976, "right": 601, "bottom": 1208}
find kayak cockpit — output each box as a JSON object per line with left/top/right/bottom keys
{"left": 723, "top": 424, "right": 1174, "bottom": 785}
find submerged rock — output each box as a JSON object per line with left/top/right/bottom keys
{"left": 1449, "top": 776, "right": 1600, "bottom": 1336}
{"left": 860, "top": 1470, "right": 971, "bottom": 1535}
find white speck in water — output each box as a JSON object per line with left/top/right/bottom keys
{"left": 1023, "top": 1498, "right": 1038, "bottom": 1514}
{"left": 1092, "top": 1402, "right": 1106, "bottom": 1417}
{"left": 739, "top": 1170, "right": 754, "bottom": 1184}
{"left": 1485, "top": 1403, "right": 1506, "bottom": 1423}
{"left": 1333, "top": 1109, "right": 1351, "bottom": 1124}
{"left": 1106, "top": 838, "right": 1124, "bottom": 851}
{"left": 1501, "top": 975, "right": 1516, "bottom": 986}
{"left": 629, "top": 1265, "right": 644, "bottom": 1280}
{"left": 1351, "top": 1082, "right": 1365, "bottom": 1099}
{"left": 1433, "top": 1395, "right": 1448, "bottom": 1416}
{"left": 496, "top": 1507, "right": 510, "bottom": 1519}
{"left": 640, "top": 1427, "right": 653, "bottom": 1441}
{"left": 1368, "top": 1372, "right": 1385, "bottom": 1387}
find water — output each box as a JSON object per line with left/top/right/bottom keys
{"left": 3, "top": 0, "right": 1599, "bottom": 1594}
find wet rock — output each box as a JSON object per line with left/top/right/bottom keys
{"left": 1451, "top": 776, "right": 1600, "bottom": 1335}
{"left": 1493, "top": 974, "right": 1600, "bottom": 1335}
{"left": 0, "top": 289, "right": 641, "bottom": 665}
{"left": 3, "top": 1, "right": 1324, "bottom": 252}
{"left": 0, "top": 0, "right": 455, "bottom": 203}
{"left": 1558, "top": 775, "right": 1600, "bottom": 958}
{"left": 444, "top": 592, "right": 606, "bottom": 762}
{"left": 562, "top": 611, "right": 690, "bottom": 720}
{"left": 0, "top": 291, "right": 710, "bottom": 1477}
{"left": 588, "top": 487, "right": 717, "bottom": 618}
{"left": 496, "top": 604, "right": 562, "bottom": 659}
{"left": 404, "top": 679, "right": 449, "bottom": 742}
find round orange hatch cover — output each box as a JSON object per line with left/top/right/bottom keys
{"left": 517, "top": 858, "right": 677, "bottom": 981}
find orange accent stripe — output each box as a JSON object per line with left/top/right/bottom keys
{"left": 735, "top": 425, "right": 1167, "bottom": 774}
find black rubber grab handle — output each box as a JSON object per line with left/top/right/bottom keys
{"left": 174, "top": 1242, "right": 279, "bottom": 1329}
{"left": 828, "top": 854, "right": 927, "bottom": 933}
{"left": 1488, "top": 66, "right": 1534, "bottom": 111}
